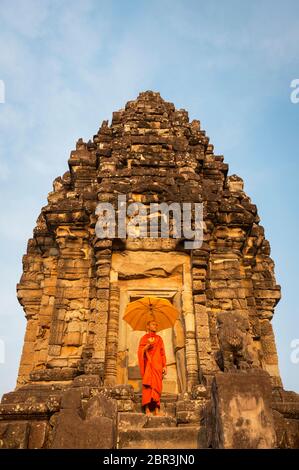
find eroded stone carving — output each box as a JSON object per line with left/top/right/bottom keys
{"left": 216, "top": 311, "right": 260, "bottom": 372}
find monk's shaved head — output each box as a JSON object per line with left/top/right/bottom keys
{"left": 146, "top": 320, "right": 158, "bottom": 331}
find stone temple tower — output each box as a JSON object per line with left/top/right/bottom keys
{"left": 0, "top": 91, "right": 298, "bottom": 449}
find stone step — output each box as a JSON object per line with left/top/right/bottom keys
{"left": 118, "top": 425, "right": 201, "bottom": 449}
{"left": 134, "top": 393, "right": 178, "bottom": 401}
{"left": 133, "top": 399, "right": 177, "bottom": 416}
{"left": 118, "top": 412, "right": 177, "bottom": 430}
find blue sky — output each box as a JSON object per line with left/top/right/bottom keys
{"left": 0, "top": 0, "right": 298, "bottom": 397}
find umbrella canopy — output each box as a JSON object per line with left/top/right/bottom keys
{"left": 123, "top": 296, "right": 179, "bottom": 332}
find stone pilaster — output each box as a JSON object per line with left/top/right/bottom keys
{"left": 104, "top": 282, "right": 120, "bottom": 385}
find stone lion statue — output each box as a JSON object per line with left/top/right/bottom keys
{"left": 216, "top": 311, "right": 260, "bottom": 372}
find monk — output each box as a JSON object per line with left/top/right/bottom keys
{"left": 138, "top": 320, "right": 167, "bottom": 416}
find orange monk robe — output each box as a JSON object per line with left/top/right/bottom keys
{"left": 138, "top": 333, "right": 166, "bottom": 409}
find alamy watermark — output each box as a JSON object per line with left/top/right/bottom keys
{"left": 0, "top": 80, "right": 5, "bottom": 104}
{"left": 95, "top": 195, "right": 204, "bottom": 249}
{"left": 290, "top": 339, "right": 299, "bottom": 364}
{"left": 290, "top": 79, "right": 299, "bottom": 104}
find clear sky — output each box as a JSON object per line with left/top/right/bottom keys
{"left": 0, "top": 0, "right": 298, "bottom": 397}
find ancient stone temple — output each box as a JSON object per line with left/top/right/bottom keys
{"left": 1, "top": 91, "right": 298, "bottom": 448}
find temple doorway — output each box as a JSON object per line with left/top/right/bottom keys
{"left": 117, "top": 289, "right": 184, "bottom": 394}
{"left": 111, "top": 250, "right": 193, "bottom": 394}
